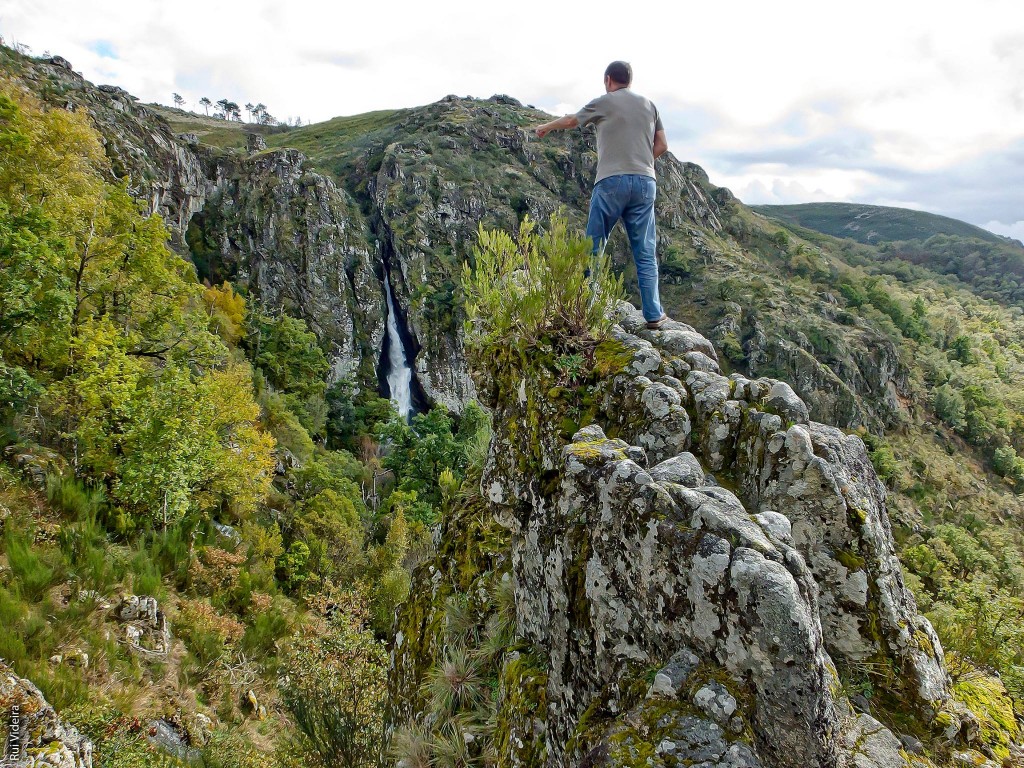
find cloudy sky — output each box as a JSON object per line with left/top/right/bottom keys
{"left": 3, "top": 0, "right": 1023, "bottom": 240}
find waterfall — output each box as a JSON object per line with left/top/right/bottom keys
{"left": 383, "top": 271, "right": 413, "bottom": 421}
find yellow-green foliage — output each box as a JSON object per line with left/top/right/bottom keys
{"left": 0, "top": 79, "right": 276, "bottom": 527}
{"left": 203, "top": 281, "right": 247, "bottom": 344}
{"left": 462, "top": 211, "right": 624, "bottom": 364}
{"left": 952, "top": 671, "right": 1019, "bottom": 760}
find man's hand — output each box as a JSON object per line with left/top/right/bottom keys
{"left": 534, "top": 114, "right": 579, "bottom": 138}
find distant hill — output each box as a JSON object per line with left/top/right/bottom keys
{"left": 752, "top": 202, "right": 1009, "bottom": 245}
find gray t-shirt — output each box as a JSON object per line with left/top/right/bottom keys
{"left": 575, "top": 89, "right": 664, "bottom": 183}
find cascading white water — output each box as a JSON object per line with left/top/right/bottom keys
{"left": 383, "top": 271, "right": 413, "bottom": 421}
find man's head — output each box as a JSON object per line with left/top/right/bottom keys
{"left": 604, "top": 61, "right": 632, "bottom": 91}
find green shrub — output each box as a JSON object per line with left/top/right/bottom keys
{"left": 259, "top": 388, "right": 315, "bottom": 465}
{"left": 129, "top": 548, "right": 163, "bottom": 598}
{"left": 241, "top": 596, "right": 294, "bottom": 654}
{"left": 279, "top": 610, "right": 387, "bottom": 768}
{"left": 0, "top": 585, "right": 28, "bottom": 662}
{"left": 175, "top": 599, "right": 245, "bottom": 665}
{"left": 146, "top": 524, "right": 194, "bottom": 588}
{"left": 46, "top": 473, "right": 105, "bottom": 520}
{"left": 461, "top": 211, "right": 624, "bottom": 363}
{"left": 860, "top": 432, "right": 900, "bottom": 488}
{"left": 59, "top": 507, "right": 120, "bottom": 595}
{"left": 33, "top": 663, "right": 91, "bottom": 711}
{"left": 4, "top": 528, "right": 58, "bottom": 601}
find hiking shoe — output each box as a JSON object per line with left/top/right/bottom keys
{"left": 645, "top": 313, "right": 670, "bottom": 330}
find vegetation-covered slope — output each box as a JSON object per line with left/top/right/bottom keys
{"left": 3, "top": 43, "right": 1024, "bottom": 767}
{"left": 0, "top": 55, "right": 490, "bottom": 768}
{"left": 752, "top": 202, "right": 1011, "bottom": 246}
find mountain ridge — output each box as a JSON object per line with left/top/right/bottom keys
{"left": 753, "top": 202, "right": 1019, "bottom": 247}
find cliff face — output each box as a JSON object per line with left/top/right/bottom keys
{"left": 390, "top": 303, "right": 1012, "bottom": 767}
{"left": 186, "top": 146, "right": 386, "bottom": 383}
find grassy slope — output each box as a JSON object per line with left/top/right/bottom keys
{"left": 146, "top": 104, "right": 264, "bottom": 150}
{"left": 151, "top": 103, "right": 411, "bottom": 172}
{"left": 753, "top": 202, "right": 1008, "bottom": 245}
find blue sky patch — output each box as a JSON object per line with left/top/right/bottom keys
{"left": 90, "top": 40, "right": 116, "bottom": 59}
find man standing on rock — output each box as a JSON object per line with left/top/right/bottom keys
{"left": 534, "top": 60, "right": 671, "bottom": 329}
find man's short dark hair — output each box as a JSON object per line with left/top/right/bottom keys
{"left": 605, "top": 61, "right": 632, "bottom": 86}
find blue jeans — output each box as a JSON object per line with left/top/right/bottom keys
{"left": 586, "top": 174, "right": 664, "bottom": 322}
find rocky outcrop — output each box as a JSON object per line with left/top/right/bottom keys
{"left": 11, "top": 55, "right": 207, "bottom": 248}
{"left": 1, "top": 662, "right": 93, "bottom": 768}
{"left": 113, "top": 595, "right": 171, "bottom": 658}
{"left": 392, "top": 301, "right": 989, "bottom": 767}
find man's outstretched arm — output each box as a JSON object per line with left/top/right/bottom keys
{"left": 534, "top": 114, "right": 579, "bottom": 138}
{"left": 653, "top": 129, "right": 668, "bottom": 159}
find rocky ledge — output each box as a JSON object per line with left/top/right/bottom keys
{"left": 391, "top": 302, "right": 1020, "bottom": 768}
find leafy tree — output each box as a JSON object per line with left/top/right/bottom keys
{"left": 0, "top": 203, "right": 70, "bottom": 359}
{"left": 949, "top": 334, "right": 976, "bottom": 366}
{"left": 0, "top": 82, "right": 276, "bottom": 527}
{"left": 837, "top": 281, "right": 868, "bottom": 308}
{"left": 0, "top": 353, "right": 41, "bottom": 416}
{"left": 993, "top": 446, "right": 1024, "bottom": 485}
{"left": 203, "top": 281, "right": 246, "bottom": 344}
{"left": 292, "top": 488, "right": 364, "bottom": 587}
{"left": 325, "top": 379, "right": 395, "bottom": 451}
{"left": 172, "top": 92, "right": 184, "bottom": 109}
{"left": 933, "top": 383, "right": 966, "bottom": 431}
{"left": 378, "top": 406, "right": 463, "bottom": 509}
{"left": 247, "top": 309, "right": 329, "bottom": 400}
{"left": 199, "top": 96, "right": 211, "bottom": 115}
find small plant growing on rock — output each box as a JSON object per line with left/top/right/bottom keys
{"left": 461, "top": 211, "right": 623, "bottom": 365}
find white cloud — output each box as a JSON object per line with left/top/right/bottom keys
{"left": 982, "top": 221, "right": 1024, "bottom": 244}
{"left": 1, "top": 0, "right": 1022, "bottom": 230}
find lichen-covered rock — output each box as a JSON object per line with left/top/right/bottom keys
{"left": 4, "top": 444, "right": 69, "bottom": 489}
{"left": 491, "top": 424, "right": 839, "bottom": 768}
{"left": 840, "top": 713, "right": 907, "bottom": 768}
{"left": 391, "top": 299, "right": 987, "bottom": 767}
{"left": 113, "top": 594, "right": 170, "bottom": 657}
{"left": 0, "top": 662, "right": 93, "bottom": 767}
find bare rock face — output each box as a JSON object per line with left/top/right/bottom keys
{"left": 0, "top": 662, "right": 93, "bottom": 768}
{"left": 192, "top": 148, "right": 386, "bottom": 385}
